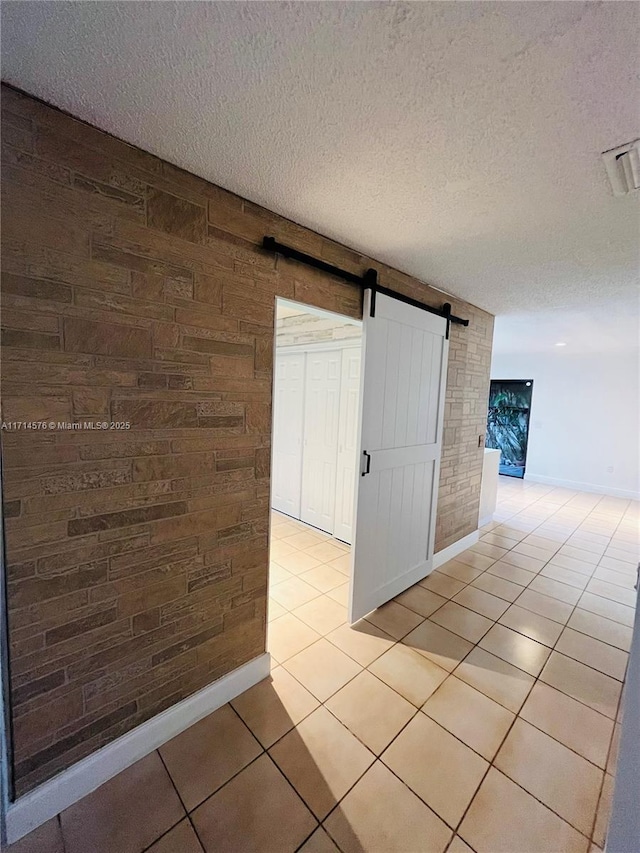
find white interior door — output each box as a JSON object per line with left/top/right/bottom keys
{"left": 300, "top": 349, "right": 341, "bottom": 533}
{"left": 272, "top": 352, "right": 304, "bottom": 517}
{"left": 333, "top": 348, "right": 361, "bottom": 544}
{"left": 349, "top": 290, "right": 449, "bottom": 622}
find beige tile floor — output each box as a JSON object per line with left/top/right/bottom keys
{"left": 8, "top": 478, "right": 639, "bottom": 853}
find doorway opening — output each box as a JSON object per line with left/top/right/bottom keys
{"left": 486, "top": 379, "right": 534, "bottom": 479}
{"left": 268, "top": 286, "right": 450, "bottom": 632}
{"left": 268, "top": 299, "right": 363, "bottom": 636}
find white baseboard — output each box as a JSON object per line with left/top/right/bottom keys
{"left": 524, "top": 473, "right": 640, "bottom": 501}
{"left": 433, "top": 529, "right": 480, "bottom": 569}
{"left": 478, "top": 515, "right": 494, "bottom": 529}
{"left": 5, "top": 652, "right": 271, "bottom": 845}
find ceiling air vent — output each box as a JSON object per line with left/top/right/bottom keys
{"left": 602, "top": 140, "right": 640, "bottom": 196}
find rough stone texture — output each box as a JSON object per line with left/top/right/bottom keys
{"left": 0, "top": 85, "right": 493, "bottom": 796}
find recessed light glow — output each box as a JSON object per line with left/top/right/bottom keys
{"left": 555, "top": 342, "right": 567, "bottom": 347}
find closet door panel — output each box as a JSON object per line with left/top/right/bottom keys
{"left": 272, "top": 352, "right": 304, "bottom": 517}
{"left": 300, "top": 350, "right": 341, "bottom": 534}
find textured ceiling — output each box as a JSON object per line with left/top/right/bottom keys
{"left": 2, "top": 1, "right": 639, "bottom": 351}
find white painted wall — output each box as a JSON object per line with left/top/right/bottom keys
{"left": 491, "top": 349, "right": 640, "bottom": 499}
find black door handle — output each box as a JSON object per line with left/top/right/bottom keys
{"left": 362, "top": 451, "right": 371, "bottom": 477}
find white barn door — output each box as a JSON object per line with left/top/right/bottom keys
{"left": 349, "top": 290, "right": 449, "bottom": 623}
{"left": 300, "top": 349, "right": 342, "bottom": 533}
{"left": 272, "top": 352, "right": 305, "bottom": 517}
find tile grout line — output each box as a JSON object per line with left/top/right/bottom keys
{"left": 7, "top": 472, "right": 633, "bottom": 846}
{"left": 56, "top": 813, "right": 67, "bottom": 853}
{"left": 185, "top": 814, "right": 207, "bottom": 853}
{"left": 278, "top": 521, "right": 625, "bottom": 767}
{"left": 484, "top": 527, "right": 634, "bottom": 641}
{"left": 307, "top": 616, "right": 587, "bottom": 843}
{"left": 159, "top": 703, "right": 325, "bottom": 850}
{"left": 150, "top": 748, "right": 205, "bottom": 852}
{"left": 583, "top": 505, "right": 635, "bottom": 849}
{"left": 482, "top": 483, "right": 635, "bottom": 849}
{"left": 273, "top": 506, "right": 630, "bottom": 723}
{"left": 138, "top": 814, "right": 193, "bottom": 853}
{"left": 438, "top": 490, "right": 628, "bottom": 846}
{"left": 188, "top": 489, "right": 630, "bottom": 848}
{"left": 270, "top": 527, "right": 490, "bottom": 850}
{"left": 233, "top": 649, "right": 414, "bottom": 848}
{"left": 265, "top": 488, "right": 633, "bottom": 850}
